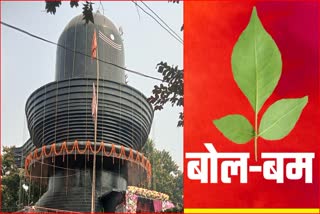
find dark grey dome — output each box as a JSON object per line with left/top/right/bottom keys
{"left": 64, "top": 12, "right": 119, "bottom": 32}
{"left": 55, "top": 13, "right": 125, "bottom": 83}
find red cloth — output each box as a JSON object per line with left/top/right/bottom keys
{"left": 91, "top": 29, "right": 97, "bottom": 59}
{"left": 153, "top": 200, "right": 162, "bottom": 212}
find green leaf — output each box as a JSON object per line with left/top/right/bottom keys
{"left": 259, "top": 96, "right": 308, "bottom": 140}
{"left": 70, "top": 0, "right": 79, "bottom": 8}
{"left": 231, "top": 7, "right": 282, "bottom": 113}
{"left": 82, "top": 1, "right": 94, "bottom": 24}
{"left": 45, "top": 1, "right": 62, "bottom": 15}
{"left": 213, "top": 114, "right": 254, "bottom": 144}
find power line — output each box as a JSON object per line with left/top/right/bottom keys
{"left": 21, "top": 172, "right": 78, "bottom": 179}
{"left": 139, "top": 1, "right": 183, "bottom": 42}
{"left": 0, "top": 21, "right": 164, "bottom": 82}
{"left": 131, "top": 1, "right": 183, "bottom": 44}
{"left": 13, "top": 152, "right": 78, "bottom": 171}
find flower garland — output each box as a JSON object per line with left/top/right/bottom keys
{"left": 126, "top": 192, "right": 138, "bottom": 213}
{"left": 24, "top": 141, "right": 152, "bottom": 181}
{"left": 127, "top": 186, "right": 169, "bottom": 201}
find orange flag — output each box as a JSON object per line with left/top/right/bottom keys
{"left": 91, "top": 30, "right": 97, "bottom": 59}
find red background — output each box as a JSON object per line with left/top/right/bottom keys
{"left": 184, "top": 0, "right": 319, "bottom": 208}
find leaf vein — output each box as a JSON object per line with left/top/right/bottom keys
{"left": 259, "top": 101, "right": 305, "bottom": 136}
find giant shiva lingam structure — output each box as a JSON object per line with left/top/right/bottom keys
{"left": 14, "top": 12, "right": 153, "bottom": 212}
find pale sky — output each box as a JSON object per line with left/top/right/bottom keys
{"left": 1, "top": 2, "right": 183, "bottom": 168}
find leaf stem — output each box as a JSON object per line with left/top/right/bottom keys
{"left": 254, "top": 133, "right": 258, "bottom": 161}
{"left": 254, "top": 111, "right": 258, "bottom": 162}
{"left": 253, "top": 15, "right": 259, "bottom": 162}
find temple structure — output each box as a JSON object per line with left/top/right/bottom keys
{"left": 14, "top": 12, "right": 154, "bottom": 212}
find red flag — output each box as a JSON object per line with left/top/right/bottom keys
{"left": 92, "top": 82, "right": 97, "bottom": 120}
{"left": 91, "top": 30, "right": 97, "bottom": 59}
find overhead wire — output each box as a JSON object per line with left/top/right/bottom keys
{"left": 0, "top": 21, "right": 164, "bottom": 82}
{"left": 131, "top": 1, "right": 183, "bottom": 44}
{"left": 21, "top": 172, "right": 78, "bottom": 179}
{"left": 139, "top": 1, "right": 183, "bottom": 42}
{"left": 13, "top": 152, "right": 77, "bottom": 172}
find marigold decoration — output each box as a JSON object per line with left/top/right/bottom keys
{"left": 126, "top": 192, "right": 139, "bottom": 213}
{"left": 24, "top": 140, "right": 152, "bottom": 181}
{"left": 127, "top": 186, "right": 169, "bottom": 201}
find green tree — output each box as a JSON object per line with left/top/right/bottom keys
{"left": 147, "top": 62, "right": 183, "bottom": 127}
{"left": 45, "top": 1, "right": 93, "bottom": 24}
{"left": 1, "top": 146, "right": 20, "bottom": 211}
{"left": 1, "top": 146, "right": 42, "bottom": 212}
{"left": 142, "top": 139, "right": 183, "bottom": 211}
